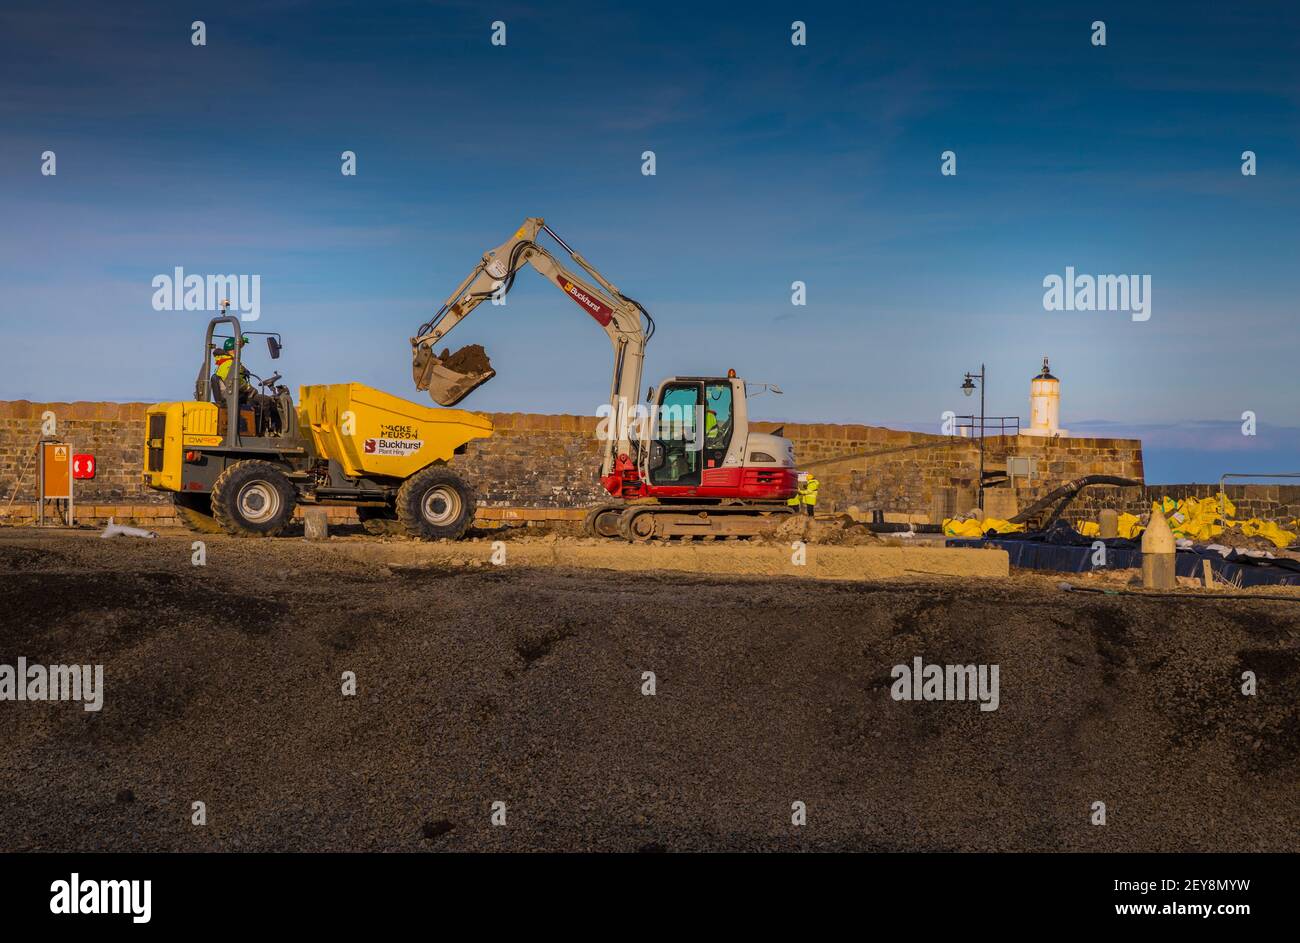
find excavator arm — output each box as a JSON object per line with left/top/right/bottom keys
{"left": 411, "top": 217, "right": 655, "bottom": 477}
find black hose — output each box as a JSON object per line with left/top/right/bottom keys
{"left": 416, "top": 240, "right": 536, "bottom": 337}
{"left": 868, "top": 522, "right": 943, "bottom": 534}
{"left": 1010, "top": 475, "right": 1143, "bottom": 527}
{"left": 619, "top": 293, "right": 656, "bottom": 342}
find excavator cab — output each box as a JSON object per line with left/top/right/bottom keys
{"left": 647, "top": 379, "right": 738, "bottom": 486}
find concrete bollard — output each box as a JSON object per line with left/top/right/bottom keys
{"left": 1098, "top": 509, "right": 1119, "bottom": 539}
{"left": 1140, "top": 504, "right": 1176, "bottom": 590}
{"left": 303, "top": 507, "right": 330, "bottom": 541}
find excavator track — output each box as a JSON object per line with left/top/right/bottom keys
{"left": 582, "top": 503, "right": 626, "bottom": 538}
{"left": 614, "top": 504, "right": 796, "bottom": 542}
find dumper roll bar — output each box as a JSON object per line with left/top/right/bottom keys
{"left": 195, "top": 314, "right": 246, "bottom": 446}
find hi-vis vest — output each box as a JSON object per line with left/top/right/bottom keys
{"left": 788, "top": 475, "right": 820, "bottom": 506}
{"left": 804, "top": 476, "right": 819, "bottom": 506}
{"left": 215, "top": 354, "right": 249, "bottom": 389}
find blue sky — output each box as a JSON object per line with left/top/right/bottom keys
{"left": 2, "top": 0, "right": 1298, "bottom": 482}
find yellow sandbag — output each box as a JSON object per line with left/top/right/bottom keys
{"left": 943, "top": 518, "right": 980, "bottom": 537}
{"left": 1080, "top": 493, "right": 1246, "bottom": 543}
{"left": 1117, "top": 513, "right": 1143, "bottom": 539}
{"left": 1076, "top": 515, "right": 1142, "bottom": 538}
{"left": 1179, "top": 519, "right": 1224, "bottom": 540}
{"left": 1144, "top": 494, "right": 1232, "bottom": 541}
{"left": 1197, "top": 495, "right": 1229, "bottom": 526}
{"left": 1161, "top": 497, "right": 1187, "bottom": 529}
{"left": 984, "top": 517, "right": 1024, "bottom": 535}
{"left": 942, "top": 517, "right": 1025, "bottom": 538}
{"left": 1171, "top": 496, "right": 1225, "bottom": 541}
{"left": 1238, "top": 519, "right": 1296, "bottom": 549}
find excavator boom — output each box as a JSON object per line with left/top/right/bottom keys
{"left": 412, "top": 218, "right": 654, "bottom": 476}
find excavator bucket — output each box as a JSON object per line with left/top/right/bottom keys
{"left": 412, "top": 343, "right": 496, "bottom": 407}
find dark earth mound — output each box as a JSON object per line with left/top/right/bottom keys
{"left": 0, "top": 532, "right": 1296, "bottom": 852}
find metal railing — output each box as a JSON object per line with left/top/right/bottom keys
{"left": 1217, "top": 472, "right": 1300, "bottom": 528}
{"left": 953, "top": 415, "right": 1020, "bottom": 438}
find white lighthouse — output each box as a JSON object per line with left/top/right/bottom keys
{"left": 1023, "top": 356, "right": 1067, "bottom": 437}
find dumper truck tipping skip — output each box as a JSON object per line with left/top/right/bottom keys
{"left": 143, "top": 313, "right": 491, "bottom": 539}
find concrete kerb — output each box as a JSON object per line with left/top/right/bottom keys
{"left": 347, "top": 541, "right": 1011, "bottom": 581}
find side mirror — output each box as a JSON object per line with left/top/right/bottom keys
{"left": 648, "top": 441, "right": 665, "bottom": 470}
{"left": 267, "top": 336, "right": 282, "bottom": 360}
{"left": 646, "top": 386, "right": 655, "bottom": 403}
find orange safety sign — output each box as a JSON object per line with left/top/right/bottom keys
{"left": 41, "top": 443, "right": 71, "bottom": 499}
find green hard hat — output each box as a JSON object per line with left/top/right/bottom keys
{"left": 221, "top": 336, "right": 249, "bottom": 351}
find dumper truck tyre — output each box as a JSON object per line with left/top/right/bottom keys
{"left": 210, "top": 460, "right": 297, "bottom": 537}
{"left": 357, "top": 506, "right": 406, "bottom": 537}
{"left": 173, "top": 493, "right": 224, "bottom": 535}
{"left": 396, "top": 466, "right": 475, "bottom": 540}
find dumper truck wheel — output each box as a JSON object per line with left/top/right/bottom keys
{"left": 210, "top": 461, "right": 297, "bottom": 537}
{"left": 173, "top": 493, "right": 224, "bottom": 535}
{"left": 357, "top": 506, "right": 405, "bottom": 537}
{"left": 396, "top": 466, "right": 475, "bottom": 540}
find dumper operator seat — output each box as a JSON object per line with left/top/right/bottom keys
{"left": 209, "top": 372, "right": 289, "bottom": 438}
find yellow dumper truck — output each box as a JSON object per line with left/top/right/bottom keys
{"left": 143, "top": 315, "right": 492, "bottom": 538}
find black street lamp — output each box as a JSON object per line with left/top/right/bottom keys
{"left": 961, "top": 364, "right": 986, "bottom": 511}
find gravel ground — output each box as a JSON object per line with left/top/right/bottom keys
{"left": 0, "top": 528, "right": 1297, "bottom": 852}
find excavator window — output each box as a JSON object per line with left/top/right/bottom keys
{"left": 704, "top": 381, "right": 734, "bottom": 468}
{"left": 651, "top": 382, "right": 702, "bottom": 486}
